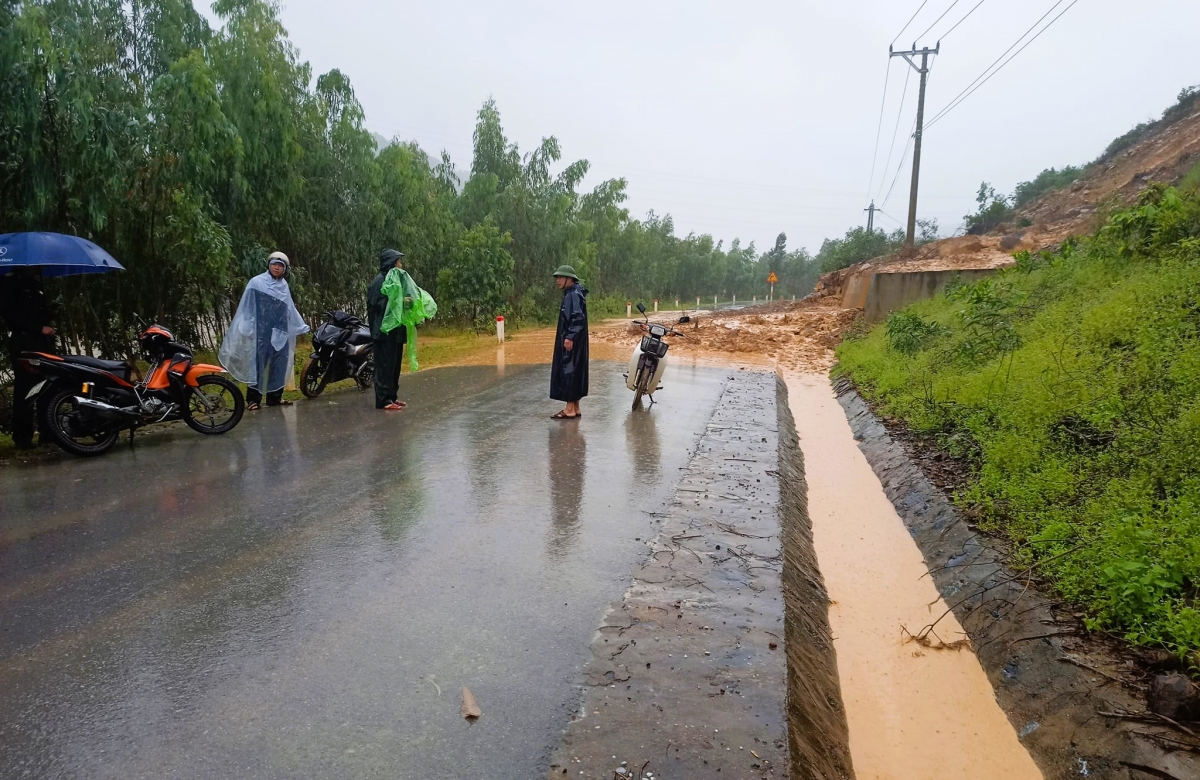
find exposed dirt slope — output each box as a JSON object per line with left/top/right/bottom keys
{"left": 813, "top": 105, "right": 1200, "bottom": 303}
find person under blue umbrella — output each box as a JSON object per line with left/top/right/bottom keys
{"left": 0, "top": 232, "right": 123, "bottom": 448}
{"left": 0, "top": 267, "right": 56, "bottom": 448}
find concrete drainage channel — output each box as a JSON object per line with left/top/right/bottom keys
{"left": 834, "top": 379, "right": 1200, "bottom": 780}
{"left": 548, "top": 371, "right": 853, "bottom": 780}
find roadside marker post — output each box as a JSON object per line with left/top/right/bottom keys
{"left": 626, "top": 302, "right": 632, "bottom": 318}
{"left": 496, "top": 315, "right": 505, "bottom": 343}
{"left": 654, "top": 299, "right": 659, "bottom": 313}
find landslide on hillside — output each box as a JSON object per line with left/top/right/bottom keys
{"left": 813, "top": 101, "right": 1200, "bottom": 303}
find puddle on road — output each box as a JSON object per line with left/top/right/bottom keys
{"left": 784, "top": 372, "right": 1043, "bottom": 780}
{"left": 435, "top": 325, "right": 627, "bottom": 367}
{"left": 438, "top": 320, "right": 773, "bottom": 373}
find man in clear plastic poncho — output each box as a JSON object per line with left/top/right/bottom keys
{"left": 219, "top": 252, "right": 309, "bottom": 409}
{"left": 367, "top": 248, "right": 436, "bottom": 411}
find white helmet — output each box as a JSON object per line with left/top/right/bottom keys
{"left": 267, "top": 251, "right": 289, "bottom": 271}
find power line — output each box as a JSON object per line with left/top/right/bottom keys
{"left": 865, "top": 59, "right": 894, "bottom": 204}
{"left": 925, "top": 0, "right": 1077, "bottom": 129}
{"left": 876, "top": 64, "right": 913, "bottom": 202}
{"left": 891, "top": 0, "right": 931, "bottom": 45}
{"left": 915, "top": 0, "right": 962, "bottom": 43}
{"left": 940, "top": 0, "right": 988, "bottom": 39}
{"left": 927, "top": 0, "right": 1080, "bottom": 128}
{"left": 875, "top": 209, "right": 905, "bottom": 228}
{"left": 927, "top": 0, "right": 1066, "bottom": 124}
{"left": 880, "top": 114, "right": 919, "bottom": 208}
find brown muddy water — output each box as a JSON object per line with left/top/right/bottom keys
{"left": 784, "top": 372, "right": 1043, "bottom": 780}
{"left": 447, "top": 320, "right": 773, "bottom": 373}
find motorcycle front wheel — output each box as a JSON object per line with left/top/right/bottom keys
{"left": 45, "top": 388, "right": 120, "bottom": 457}
{"left": 301, "top": 357, "right": 328, "bottom": 398}
{"left": 354, "top": 356, "right": 374, "bottom": 390}
{"left": 184, "top": 375, "right": 244, "bottom": 434}
{"left": 632, "top": 372, "right": 649, "bottom": 411}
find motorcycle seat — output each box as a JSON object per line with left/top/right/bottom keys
{"left": 62, "top": 355, "right": 133, "bottom": 379}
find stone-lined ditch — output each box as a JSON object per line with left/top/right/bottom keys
{"left": 835, "top": 378, "right": 1200, "bottom": 780}
{"left": 548, "top": 371, "right": 853, "bottom": 780}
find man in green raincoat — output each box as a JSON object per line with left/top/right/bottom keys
{"left": 367, "top": 249, "right": 409, "bottom": 410}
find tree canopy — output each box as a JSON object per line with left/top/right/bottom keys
{"left": 0, "top": 0, "right": 851, "bottom": 357}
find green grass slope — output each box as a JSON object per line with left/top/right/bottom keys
{"left": 836, "top": 184, "right": 1200, "bottom": 657}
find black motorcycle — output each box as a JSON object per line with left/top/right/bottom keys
{"left": 300, "top": 311, "right": 374, "bottom": 398}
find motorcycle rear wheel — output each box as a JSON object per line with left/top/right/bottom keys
{"left": 45, "top": 388, "right": 120, "bottom": 457}
{"left": 184, "top": 375, "right": 244, "bottom": 434}
{"left": 301, "top": 358, "right": 327, "bottom": 398}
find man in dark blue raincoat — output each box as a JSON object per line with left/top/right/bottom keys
{"left": 550, "top": 265, "right": 588, "bottom": 420}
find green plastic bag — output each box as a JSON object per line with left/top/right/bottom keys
{"left": 381, "top": 268, "right": 437, "bottom": 371}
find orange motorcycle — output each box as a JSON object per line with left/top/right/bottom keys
{"left": 18, "top": 325, "right": 244, "bottom": 457}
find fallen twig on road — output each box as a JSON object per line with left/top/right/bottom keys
{"left": 1131, "top": 730, "right": 1200, "bottom": 754}
{"left": 907, "top": 545, "right": 1084, "bottom": 643}
{"left": 1100, "top": 710, "right": 1200, "bottom": 738}
{"left": 1120, "top": 761, "right": 1186, "bottom": 780}
{"left": 1058, "top": 654, "right": 1125, "bottom": 685}
{"left": 713, "top": 521, "right": 772, "bottom": 539}
{"left": 900, "top": 624, "right": 971, "bottom": 651}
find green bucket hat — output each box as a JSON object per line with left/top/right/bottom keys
{"left": 552, "top": 265, "right": 580, "bottom": 281}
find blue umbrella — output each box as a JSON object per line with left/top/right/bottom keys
{"left": 0, "top": 232, "right": 125, "bottom": 277}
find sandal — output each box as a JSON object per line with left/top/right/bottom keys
{"left": 551, "top": 410, "right": 579, "bottom": 420}
{"left": 247, "top": 402, "right": 261, "bottom": 411}
{"left": 277, "top": 400, "right": 294, "bottom": 406}
{"left": 383, "top": 402, "right": 404, "bottom": 411}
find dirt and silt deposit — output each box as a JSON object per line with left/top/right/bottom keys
{"left": 591, "top": 300, "right": 861, "bottom": 374}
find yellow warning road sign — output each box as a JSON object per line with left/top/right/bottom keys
{"left": 766, "top": 271, "right": 778, "bottom": 284}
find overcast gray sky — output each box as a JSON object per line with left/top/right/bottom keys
{"left": 202, "top": 0, "right": 1198, "bottom": 255}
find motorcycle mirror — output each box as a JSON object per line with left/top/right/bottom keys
{"left": 636, "top": 302, "right": 647, "bottom": 315}
{"left": 678, "top": 316, "right": 690, "bottom": 324}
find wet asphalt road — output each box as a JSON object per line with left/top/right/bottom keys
{"left": 0, "top": 361, "right": 727, "bottom": 779}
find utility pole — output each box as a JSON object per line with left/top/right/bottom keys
{"left": 890, "top": 42, "right": 939, "bottom": 246}
{"left": 864, "top": 201, "right": 877, "bottom": 233}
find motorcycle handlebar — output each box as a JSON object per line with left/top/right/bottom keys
{"left": 634, "top": 320, "right": 686, "bottom": 337}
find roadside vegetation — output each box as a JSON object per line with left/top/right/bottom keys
{"left": 815, "top": 219, "right": 940, "bottom": 274}
{"left": 0, "top": 0, "right": 821, "bottom": 367}
{"left": 836, "top": 183, "right": 1200, "bottom": 658}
